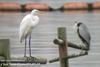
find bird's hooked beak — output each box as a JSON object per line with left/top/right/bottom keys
{"left": 73, "top": 21, "right": 77, "bottom": 27}
{"left": 74, "top": 21, "right": 78, "bottom": 24}
{"left": 31, "top": 9, "right": 47, "bottom": 16}
{"left": 73, "top": 21, "right": 78, "bottom": 32}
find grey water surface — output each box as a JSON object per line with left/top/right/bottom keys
{"left": 0, "top": 10, "right": 100, "bottom": 67}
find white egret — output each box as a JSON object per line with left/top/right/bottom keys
{"left": 74, "top": 21, "right": 91, "bottom": 50}
{"left": 19, "top": 9, "right": 39, "bottom": 57}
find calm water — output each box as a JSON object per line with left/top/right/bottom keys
{"left": 0, "top": 10, "right": 100, "bottom": 67}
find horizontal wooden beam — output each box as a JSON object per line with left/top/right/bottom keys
{"left": 68, "top": 42, "right": 89, "bottom": 51}
{"left": 53, "top": 39, "right": 88, "bottom": 50}
{"left": 0, "top": 57, "right": 47, "bottom": 64}
{"left": 0, "top": 60, "right": 46, "bottom": 64}
{"left": 49, "top": 51, "right": 88, "bottom": 63}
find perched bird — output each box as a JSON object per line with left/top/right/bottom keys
{"left": 74, "top": 21, "right": 91, "bottom": 50}
{"left": 19, "top": 9, "right": 39, "bottom": 57}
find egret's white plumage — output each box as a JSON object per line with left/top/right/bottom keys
{"left": 74, "top": 21, "right": 91, "bottom": 50}
{"left": 19, "top": 9, "right": 39, "bottom": 57}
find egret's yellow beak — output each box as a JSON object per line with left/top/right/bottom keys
{"left": 38, "top": 11, "right": 47, "bottom": 16}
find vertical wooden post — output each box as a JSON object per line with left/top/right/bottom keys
{"left": 57, "top": 27, "right": 68, "bottom": 67}
{"left": 0, "top": 39, "right": 10, "bottom": 67}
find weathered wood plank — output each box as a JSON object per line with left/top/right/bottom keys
{"left": 55, "top": 27, "right": 68, "bottom": 67}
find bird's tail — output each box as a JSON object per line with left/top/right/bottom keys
{"left": 84, "top": 42, "right": 90, "bottom": 51}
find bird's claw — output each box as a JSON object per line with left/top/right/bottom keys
{"left": 26, "top": 56, "right": 37, "bottom": 63}
{"left": 23, "top": 56, "right": 29, "bottom": 62}
{"left": 23, "top": 56, "right": 47, "bottom": 64}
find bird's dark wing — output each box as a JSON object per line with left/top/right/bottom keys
{"left": 78, "top": 23, "right": 91, "bottom": 47}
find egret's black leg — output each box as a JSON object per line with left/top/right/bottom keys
{"left": 29, "top": 34, "right": 31, "bottom": 57}
{"left": 24, "top": 38, "right": 27, "bottom": 57}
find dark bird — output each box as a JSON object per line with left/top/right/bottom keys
{"left": 74, "top": 21, "right": 91, "bottom": 50}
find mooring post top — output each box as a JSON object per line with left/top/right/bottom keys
{"left": 53, "top": 27, "right": 67, "bottom": 46}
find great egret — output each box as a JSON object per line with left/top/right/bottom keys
{"left": 74, "top": 21, "right": 91, "bottom": 50}
{"left": 19, "top": 9, "right": 39, "bottom": 57}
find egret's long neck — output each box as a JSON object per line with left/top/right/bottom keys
{"left": 31, "top": 11, "right": 37, "bottom": 16}
{"left": 30, "top": 12, "right": 37, "bottom": 20}
{"left": 30, "top": 14, "right": 39, "bottom": 23}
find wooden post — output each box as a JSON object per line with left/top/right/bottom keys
{"left": 0, "top": 39, "right": 10, "bottom": 67}
{"left": 56, "top": 27, "right": 68, "bottom": 67}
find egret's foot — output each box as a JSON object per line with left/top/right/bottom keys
{"left": 28, "top": 56, "right": 37, "bottom": 63}
{"left": 31, "top": 56, "right": 37, "bottom": 60}
{"left": 24, "top": 56, "right": 29, "bottom": 62}
{"left": 26, "top": 56, "right": 47, "bottom": 64}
